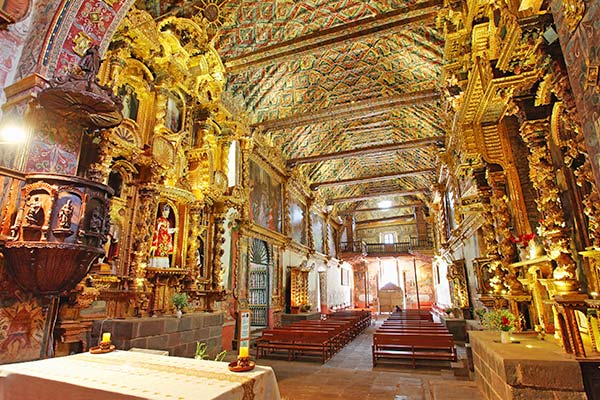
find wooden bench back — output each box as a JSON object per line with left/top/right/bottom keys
{"left": 261, "top": 329, "right": 332, "bottom": 342}
{"left": 373, "top": 333, "right": 454, "bottom": 347}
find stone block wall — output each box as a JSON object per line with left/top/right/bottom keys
{"left": 91, "top": 312, "right": 224, "bottom": 359}
{"left": 470, "top": 331, "right": 586, "bottom": 400}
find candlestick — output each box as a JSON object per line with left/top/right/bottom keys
{"left": 102, "top": 332, "right": 111, "bottom": 343}
{"left": 239, "top": 346, "right": 249, "bottom": 358}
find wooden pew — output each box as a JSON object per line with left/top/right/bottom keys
{"left": 372, "top": 333, "right": 457, "bottom": 368}
{"left": 256, "top": 329, "right": 335, "bottom": 363}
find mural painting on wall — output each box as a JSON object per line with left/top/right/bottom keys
{"left": 406, "top": 262, "right": 434, "bottom": 308}
{"left": 150, "top": 203, "right": 177, "bottom": 268}
{"left": 0, "top": 299, "right": 45, "bottom": 363}
{"left": 25, "top": 120, "right": 82, "bottom": 175}
{"left": 289, "top": 199, "right": 306, "bottom": 245}
{"left": 249, "top": 160, "right": 282, "bottom": 233}
{"left": 311, "top": 211, "right": 324, "bottom": 253}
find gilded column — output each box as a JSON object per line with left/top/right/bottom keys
{"left": 87, "top": 129, "right": 115, "bottom": 184}
{"left": 211, "top": 210, "right": 227, "bottom": 296}
{"left": 488, "top": 171, "right": 524, "bottom": 295}
{"left": 473, "top": 164, "right": 506, "bottom": 295}
{"left": 520, "top": 119, "right": 579, "bottom": 294}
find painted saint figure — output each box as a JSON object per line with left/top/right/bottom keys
{"left": 150, "top": 204, "right": 177, "bottom": 268}
{"left": 57, "top": 199, "right": 73, "bottom": 230}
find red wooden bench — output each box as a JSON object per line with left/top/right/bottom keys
{"left": 256, "top": 329, "right": 335, "bottom": 363}
{"left": 372, "top": 333, "right": 457, "bottom": 368}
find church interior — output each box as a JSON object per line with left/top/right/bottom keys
{"left": 0, "top": 0, "right": 599, "bottom": 399}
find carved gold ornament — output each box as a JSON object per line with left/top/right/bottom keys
{"left": 563, "top": 0, "right": 585, "bottom": 33}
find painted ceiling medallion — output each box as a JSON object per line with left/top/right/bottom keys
{"left": 198, "top": 0, "right": 229, "bottom": 39}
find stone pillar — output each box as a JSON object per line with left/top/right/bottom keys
{"left": 520, "top": 119, "right": 579, "bottom": 294}
{"left": 319, "top": 270, "right": 328, "bottom": 313}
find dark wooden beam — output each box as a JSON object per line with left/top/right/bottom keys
{"left": 288, "top": 137, "right": 444, "bottom": 167}
{"left": 327, "top": 189, "right": 425, "bottom": 205}
{"left": 256, "top": 89, "right": 441, "bottom": 132}
{"left": 310, "top": 168, "right": 435, "bottom": 190}
{"left": 355, "top": 219, "right": 415, "bottom": 229}
{"left": 355, "top": 215, "right": 414, "bottom": 224}
{"left": 225, "top": 0, "right": 443, "bottom": 72}
{"left": 339, "top": 202, "right": 424, "bottom": 214}
{"left": 0, "top": 166, "right": 25, "bottom": 180}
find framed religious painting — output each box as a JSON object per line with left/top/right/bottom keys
{"left": 249, "top": 160, "right": 282, "bottom": 233}
{"left": 165, "top": 93, "right": 183, "bottom": 132}
{"left": 288, "top": 197, "right": 306, "bottom": 245}
{"left": 311, "top": 211, "right": 325, "bottom": 254}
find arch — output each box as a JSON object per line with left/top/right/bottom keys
{"left": 250, "top": 238, "right": 269, "bottom": 265}
{"left": 36, "top": 0, "right": 136, "bottom": 77}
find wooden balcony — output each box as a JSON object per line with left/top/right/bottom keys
{"left": 340, "top": 238, "right": 433, "bottom": 258}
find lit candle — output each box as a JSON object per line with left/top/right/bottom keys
{"left": 102, "top": 332, "right": 111, "bottom": 343}
{"left": 239, "top": 346, "right": 249, "bottom": 358}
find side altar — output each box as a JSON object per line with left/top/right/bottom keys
{"left": 469, "top": 331, "right": 587, "bottom": 400}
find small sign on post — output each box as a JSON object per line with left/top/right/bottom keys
{"left": 239, "top": 310, "right": 251, "bottom": 349}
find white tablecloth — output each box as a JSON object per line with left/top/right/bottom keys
{"left": 0, "top": 350, "right": 281, "bottom": 400}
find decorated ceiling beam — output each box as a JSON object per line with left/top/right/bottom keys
{"left": 356, "top": 219, "right": 415, "bottom": 229}
{"left": 256, "top": 89, "right": 442, "bottom": 132}
{"left": 310, "top": 168, "right": 435, "bottom": 190}
{"left": 225, "top": 0, "right": 443, "bottom": 73}
{"left": 288, "top": 137, "right": 444, "bottom": 167}
{"left": 327, "top": 189, "right": 425, "bottom": 205}
{"left": 355, "top": 215, "right": 414, "bottom": 225}
{"left": 340, "top": 202, "right": 425, "bottom": 214}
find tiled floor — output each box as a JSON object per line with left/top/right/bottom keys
{"left": 242, "top": 319, "right": 485, "bottom": 400}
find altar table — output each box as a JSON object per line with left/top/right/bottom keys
{"left": 0, "top": 350, "right": 281, "bottom": 400}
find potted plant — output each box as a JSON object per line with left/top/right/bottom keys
{"left": 172, "top": 292, "right": 189, "bottom": 318}
{"left": 480, "top": 308, "right": 516, "bottom": 343}
{"left": 300, "top": 303, "right": 312, "bottom": 313}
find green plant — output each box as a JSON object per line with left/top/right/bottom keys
{"left": 172, "top": 292, "right": 189, "bottom": 310}
{"left": 195, "top": 342, "right": 227, "bottom": 362}
{"left": 480, "top": 308, "right": 517, "bottom": 332}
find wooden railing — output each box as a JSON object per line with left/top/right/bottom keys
{"left": 340, "top": 238, "right": 433, "bottom": 256}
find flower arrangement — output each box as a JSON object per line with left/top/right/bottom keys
{"left": 480, "top": 308, "right": 517, "bottom": 332}
{"left": 509, "top": 233, "right": 536, "bottom": 248}
{"left": 172, "top": 292, "right": 189, "bottom": 310}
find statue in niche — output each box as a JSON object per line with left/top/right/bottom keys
{"left": 150, "top": 204, "right": 177, "bottom": 268}
{"left": 56, "top": 199, "right": 73, "bottom": 230}
{"left": 88, "top": 207, "right": 103, "bottom": 233}
{"left": 25, "top": 195, "right": 43, "bottom": 226}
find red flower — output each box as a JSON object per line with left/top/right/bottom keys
{"left": 501, "top": 316, "right": 510, "bottom": 327}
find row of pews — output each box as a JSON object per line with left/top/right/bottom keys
{"left": 372, "top": 309, "right": 458, "bottom": 368}
{"left": 255, "top": 310, "right": 371, "bottom": 363}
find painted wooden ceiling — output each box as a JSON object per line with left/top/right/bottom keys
{"left": 139, "top": 0, "right": 446, "bottom": 221}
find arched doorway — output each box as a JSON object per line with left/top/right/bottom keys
{"left": 249, "top": 239, "right": 270, "bottom": 327}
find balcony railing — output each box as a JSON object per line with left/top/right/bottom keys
{"left": 340, "top": 238, "right": 433, "bottom": 256}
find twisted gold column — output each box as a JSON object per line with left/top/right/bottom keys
{"left": 520, "top": 119, "right": 579, "bottom": 294}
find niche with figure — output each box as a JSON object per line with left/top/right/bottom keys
{"left": 118, "top": 84, "right": 139, "bottom": 121}
{"left": 150, "top": 202, "right": 178, "bottom": 268}
{"left": 165, "top": 93, "right": 183, "bottom": 132}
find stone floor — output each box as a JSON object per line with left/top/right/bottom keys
{"left": 231, "top": 318, "right": 485, "bottom": 400}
